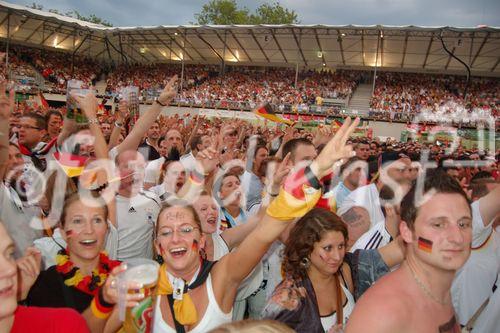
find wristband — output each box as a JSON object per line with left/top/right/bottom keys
{"left": 90, "top": 287, "right": 114, "bottom": 319}
{"left": 114, "top": 121, "right": 123, "bottom": 128}
{"left": 155, "top": 97, "right": 167, "bottom": 107}
{"left": 88, "top": 118, "right": 99, "bottom": 125}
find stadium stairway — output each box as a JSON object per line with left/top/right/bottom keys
{"left": 348, "top": 83, "right": 372, "bottom": 115}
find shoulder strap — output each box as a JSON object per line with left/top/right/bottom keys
{"left": 166, "top": 260, "right": 217, "bottom": 333}
{"left": 334, "top": 273, "right": 343, "bottom": 326}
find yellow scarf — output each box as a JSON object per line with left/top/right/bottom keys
{"left": 156, "top": 264, "right": 198, "bottom": 326}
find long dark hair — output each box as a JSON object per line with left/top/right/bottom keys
{"left": 282, "top": 208, "right": 348, "bottom": 281}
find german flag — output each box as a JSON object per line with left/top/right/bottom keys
{"left": 333, "top": 118, "right": 343, "bottom": 127}
{"left": 254, "top": 103, "right": 294, "bottom": 126}
{"left": 39, "top": 92, "right": 49, "bottom": 109}
{"left": 53, "top": 151, "right": 88, "bottom": 178}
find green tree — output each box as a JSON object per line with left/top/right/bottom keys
{"left": 250, "top": 2, "right": 299, "bottom": 24}
{"left": 194, "top": 0, "right": 299, "bottom": 25}
{"left": 195, "top": 0, "right": 250, "bottom": 25}
{"left": 28, "top": 2, "right": 113, "bottom": 26}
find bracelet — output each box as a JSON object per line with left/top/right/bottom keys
{"left": 90, "top": 287, "right": 114, "bottom": 319}
{"left": 267, "top": 187, "right": 279, "bottom": 197}
{"left": 114, "top": 121, "right": 123, "bottom": 128}
{"left": 155, "top": 97, "right": 167, "bottom": 107}
{"left": 88, "top": 118, "right": 99, "bottom": 125}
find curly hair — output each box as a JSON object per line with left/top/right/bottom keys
{"left": 282, "top": 208, "right": 348, "bottom": 281}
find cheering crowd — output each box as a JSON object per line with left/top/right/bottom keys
{"left": 0, "top": 55, "right": 499, "bottom": 333}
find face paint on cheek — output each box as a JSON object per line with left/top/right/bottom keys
{"left": 418, "top": 237, "right": 433, "bottom": 253}
{"left": 192, "top": 239, "right": 198, "bottom": 252}
{"left": 158, "top": 243, "right": 164, "bottom": 255}
{"left": 65, "top": 230, "right": 75, "bottom": 238}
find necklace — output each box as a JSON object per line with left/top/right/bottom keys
{"left": 55, "top": 248, "right": 121, "bottom": 295}
{"left": 407, "top": 263, "right": 449, "bottom": 305}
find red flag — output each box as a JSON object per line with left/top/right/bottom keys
{"left": 38, "top": 92, "right": 49, "bottom": 109}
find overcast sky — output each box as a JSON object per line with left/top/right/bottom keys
{"left": 8, "top": 0, "right": 500, "bottom": 27}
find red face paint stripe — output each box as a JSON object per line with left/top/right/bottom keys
{"left": 192, "top": 239, "right": 198, "bottom": 251}
{"left": 418, "top": 237, "right": 433, "bottom": 253}
{"left": 66, "top": 230, "right": 74, "bottom": 237}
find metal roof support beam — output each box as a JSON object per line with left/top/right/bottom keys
{"left": 471, "top": 32, "right": 490, "bottom": 67}
{"left": 422, "top": 35, "right": 434, "bottom": 68}
{"left": 118, "top": 33, "right": 128, "bottom": 64}
{"left": 105, "top": 37, "right": 112, "bottom": 63}
{"left": 163, "top": 30, "right": 195, "bottom": 61}
{"left": 336, "top": 30, "right": 346, "bottom": 66}
{"left": 491, "top": 57, "right": 500, "bottom": 72}
{"left": 178, "top": 29, "right": 206, "bottom": 62}
{"left": 24, "top": 20, "right": 44, "bottom": 42}
{"left": 196, "top": 30, "right": 223, "bottom": 62}
{"left": 314, "top": 29, "right": 326, "bottom": 65}
{"left": 361, "top": 29, "right": 365, "bottom": 66}
{"left": 135, "top": 31, "right": 161, "bottom": 62}
{"left": 445, "top": 32, "right": 463, "bottom": 70}
{"left": 229, "top": 30, "right": 252, "bottom": 62}
{"left": 271, "top": 29, "right": 288, "bottom": 63}
{"left": 291, "top": 28, "right": 307, "bottom": 66}
{"left": 401, "top": 31, "right": 409, "bottom": 67}
{"left": 125, "top": 38, "right": 151, "bottom": 63}
{"left": 150, "top": 30, "right": 183, "bottom": 60}
{"left": 215, "top": 30, "right": 239, "bottom": 61}
{"left": 55, "top": 28, "right": 75, "bottom": 47}
{"left": 380, "top": 31, "right": 384, "bottom": 67}
{"left": 41, "top": 23, "right": 63, "bottom": 45}
{"left": 116, "top": 35, "right": 136, "bottom": 64}
{"left": 10, "top": 16, "right": 30, "bottom": 37}
{"left": 250, "top": 29, "right": 269, "bottom": 62}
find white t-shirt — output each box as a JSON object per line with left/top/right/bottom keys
{"left": 115, "top": 191, "right": 161, "bottom": 260}
{"left": 349, "top": 222, "right": 392, "bottom": 252}
{"left": 338, "top": 183, "right": 384, "bottom": 227}
{"left": 0, "top": 183, "right": 43, "bottom": 258}
{"left": 144, "top": 157, "right": 165, "bottom": 185}
{"left": 452, "top": 200, "right": 499, "bottom": 326}
{"left": 180, "top": 151, "right": 196, "bottom": 172}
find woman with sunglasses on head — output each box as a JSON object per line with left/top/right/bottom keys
{"left": 102, "top": 118, "right": 361, "bottom": 332}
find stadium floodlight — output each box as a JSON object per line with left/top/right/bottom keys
{"left": 317, "top": 51, "right": 323, "bottom": 58}
{"left": 140, "top": 47, "right": 147, "bottom": 54}
{"left": 341, "top": 33, "right": 346, "bottom": 37}
{"left": 174, "top": 32, "right": 178, "bottom": 36}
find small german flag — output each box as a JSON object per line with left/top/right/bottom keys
{"left": 53, "top": 151, "right": 89, "bottom": 178}
{"left": 333, "top": 118, "right": 343, "bottom": 127}
{"left": 39, "top": 92, "right": 49, "bottom": 109}
{"left": 254, "top": 103, "right": 294, "bottom": 126}
{"left": 418, "top": 237, "right": 433, "bottom": 253}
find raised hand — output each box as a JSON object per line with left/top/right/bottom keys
{"left": 73, "top": 91, "right": 98, "bottom": 120}
{"left": 158, "top": 75, "right": 178, "bottom": 105}
{"left": 116, "top": 99, "right": 129, "bottom": 122}
{"left": 16, "top": 247, "right": 42, "bottom": 301}
{"left": 268, "top": 153, "right": 292, "bottom": 195}
{"left": 0, "top": 81, "right": 14, "bottom": 120}
{"left": 310, "top": 117, "right": 360, "bottom": 179}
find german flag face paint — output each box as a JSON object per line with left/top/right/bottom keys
{"left": 418, "top": 237, "right": 433, "bottom": 253}
{"left": 191, "top": 239, "right": 199, "bottom": 252}
{"left": 65, "top": 229, "right": 74, "bottom": 238}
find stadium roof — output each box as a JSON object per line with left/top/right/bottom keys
{"left": 1, "top": 1, "right": 499, "bottom": 77}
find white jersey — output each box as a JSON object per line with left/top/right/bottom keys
{"left": 338, "top": 183, "right": 384, "bottom": 227}
{"left": 180, "top": 151, "right": 196, "bottom": 172}
{"left": 144, "top": 157, "right": 165, "bottom": 185}
{"left": 452, "top": 200, "right": 499, "bottom": 326}
{"left": 349, "top": 222, "right": 392, "bottom": 252}
{"left": 115, "top": 191, "right": 161, "bottom": 260}
{"left": 0, "top": 183, "right": 43, "bottom": 258}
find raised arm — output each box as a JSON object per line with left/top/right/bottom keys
{"left": 213, "top": 117, "right": 360, "bottom": 310}
{"left": 115, "top": 76, "right": 177, "bottom": 154}
{"left": 107, "top": 100, "right": 128, "bottom": 150}
{"left": 478, "top": 182, "right": 500, "bottom": 227}
{"left": 0, "top": 82, "right": 13, "bottom": 181}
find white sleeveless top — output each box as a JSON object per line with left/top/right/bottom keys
{"left": 320, "top": 283, "right": 356, "bottom": 332}
{"left": 153, "top": 273, "right": 232, "bottom": 332}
